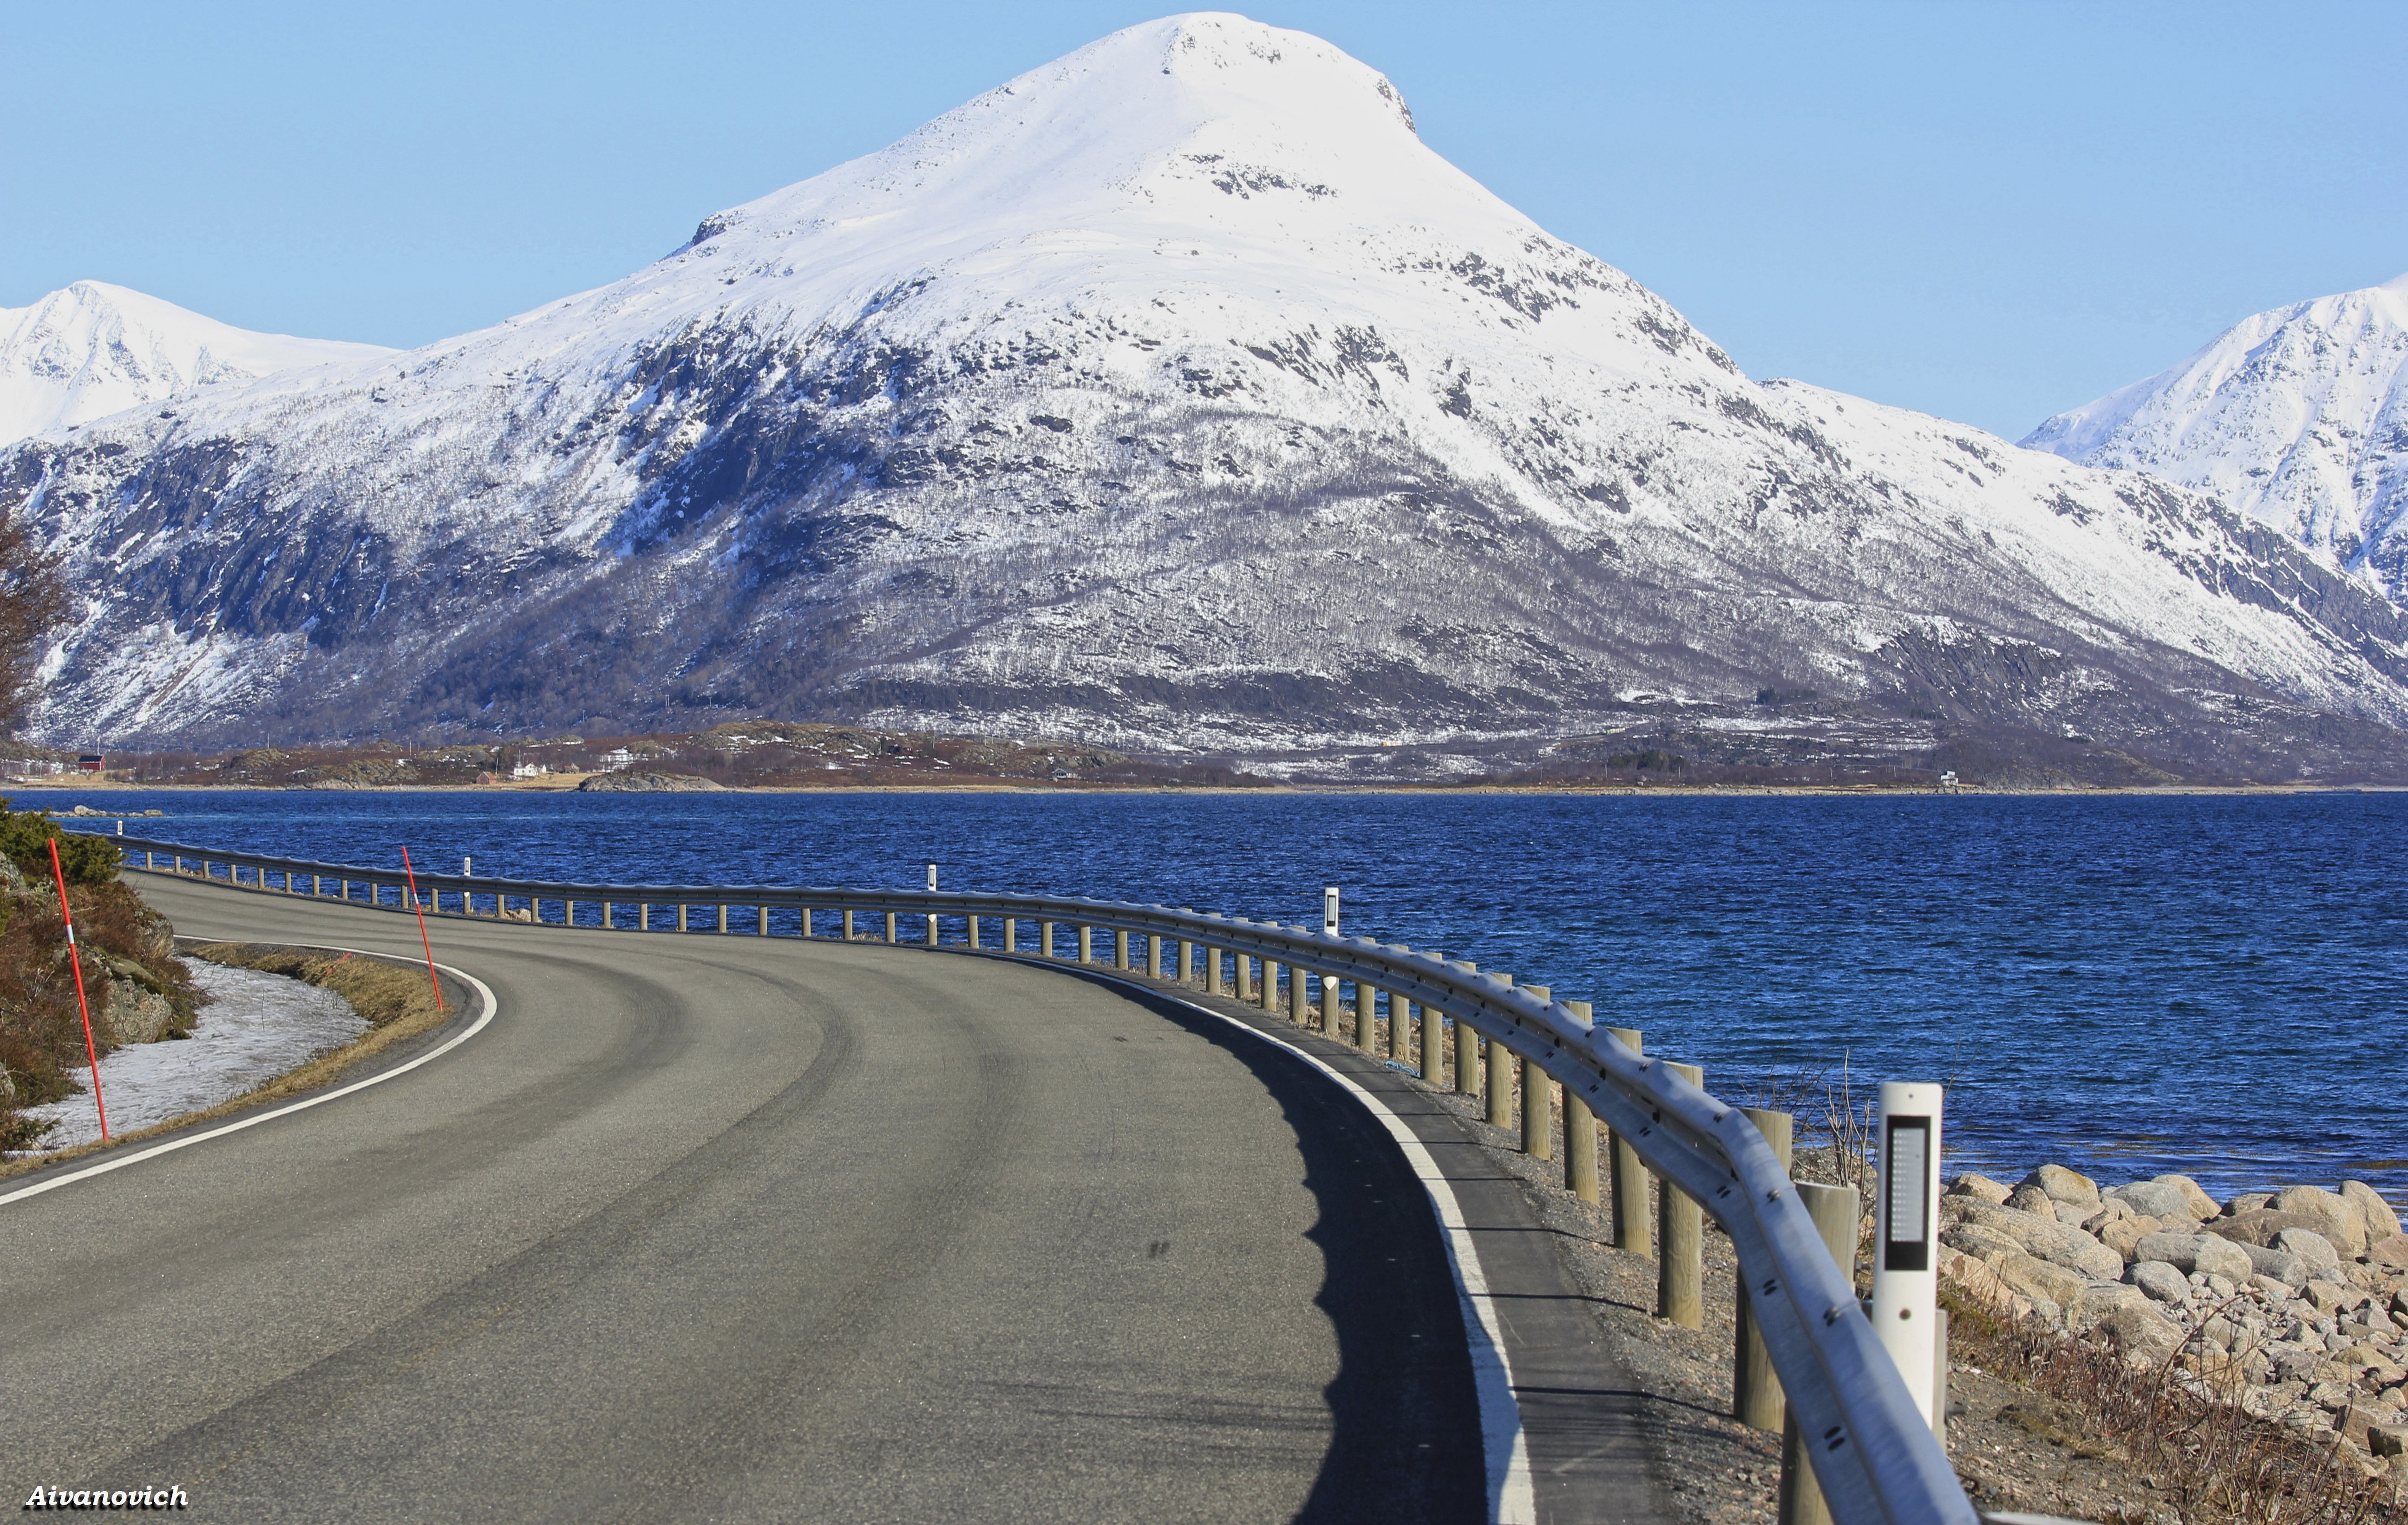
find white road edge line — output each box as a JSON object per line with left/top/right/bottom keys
{"left": 0, "top": 947, "right": 497, "bottom": 1210}
{"left": 1061, "top": 965, "right": 1537, "bottom": 1525}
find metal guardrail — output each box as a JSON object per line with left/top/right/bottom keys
{"left": 103, "top": 831, "right": 1972, "bottom": 1525}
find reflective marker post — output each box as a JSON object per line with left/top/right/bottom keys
{"left": 1871, "top": 1081, "right": 1943, "bottom": 1427}
{"left": 1322, "top": 886, "right": 1339, "bottom": 937}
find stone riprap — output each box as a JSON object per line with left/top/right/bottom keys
{"left": 1939, "top": 1166, "right": 2408, "bottom": 1479}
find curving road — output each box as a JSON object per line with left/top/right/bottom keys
{"left": 3, "top": 875, "right": 1664, "bottom": 1523}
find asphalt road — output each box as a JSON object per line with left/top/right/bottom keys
{"left": 3, "top": 874, "right": 1665, "bottom": 1523}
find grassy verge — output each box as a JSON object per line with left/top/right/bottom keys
{"left": 0, "top": 942, "right": 458, "bottom": 1182}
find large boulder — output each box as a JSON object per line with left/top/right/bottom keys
{"left": 2342, "top": 1181, "right": 2402, "bottom": 1244}
{"left": 1941, "top": 1222, "right": 2027, "bottom": 1263}
{"left": 2099, "top": 1300, "right": 2186, "bottom": 1366}
{"left": 2237, "top": 1242, "right": 2310, "bottom": 1290}
{"left": 1952, "top": 1199, "right": 2126, "bottom": 1278}
{"left": 2022, "top": 1164, "right": 2103, "bottom": 1211}
{"left": 2127, "top": 1260, "right": 2189, "bottom": 1302}
{"left": 1992, "top": 1249, "right": 2089, "bottom": 1310}
{"left": 2107, "top": 1180, "right": 2196, "bottom": 1221}
{"left": 2134, "top": 1231, "right": 2255, "bottom": 1281}
{"left": 2096, "top": 1215, "right": 2166, "bottom": 1260}
{"left": 2271, "top": 1186, "right": 2370, "bottom": 1256}
{"left": 2153, "top": 1174, "right": 2222, "bottom": 1221}
{"left": 2007, "top": 1184, "right": 2064, "bottom": 1219}
{"left": 2369, "top": 1237, "right": 2408, "bottom": 1272}
{"left": 1947, "top": 1172, "right": 2013, "bottom": 1205}
{"left": 2211, "top": 1209, "right": 2334, "bottom": 1248}
{"left": 2275, "top": 1226, "right": 2344, "bottom": 1276}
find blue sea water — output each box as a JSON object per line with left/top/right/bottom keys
{"left": 33, "top": 786, "right": 2407, "bottom": 1202}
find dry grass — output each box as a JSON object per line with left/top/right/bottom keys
{"left": 1943, "top": 1283, "right": 2406, "bottom": 1525}
{"left": 0, "top": 942, "right": 457, "bottom": 1181}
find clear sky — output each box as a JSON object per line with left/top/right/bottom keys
{"left": 4, "top": 1, "right": 2401, "bottom": 440}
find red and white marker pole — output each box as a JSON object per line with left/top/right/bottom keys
{"left": 400, "top": 847, "right": 446, "bottom": 1014}
{"left": 47, "top": 837, "right": 109, "bottom": 1142}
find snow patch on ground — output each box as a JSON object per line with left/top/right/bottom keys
{"left": 16, "top": 961, "right": 366, "bottom": 1151}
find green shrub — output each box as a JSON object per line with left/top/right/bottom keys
{"left": 0, "top": 800, "right": 122, "bottom": 884}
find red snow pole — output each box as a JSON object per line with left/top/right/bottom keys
{"left": 400, "top": 847, "right": 446, "bottom": 1014}
{"left": 47, "top": 837, "right": 109, "bottom": 1142}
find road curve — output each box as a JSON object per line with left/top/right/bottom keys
{"left": 4, "top": 875, "right": 1662, "bottom": 1524}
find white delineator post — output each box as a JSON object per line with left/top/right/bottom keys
{"left": 1872, "top": 1080, "right": 1943, "bottom": 1428}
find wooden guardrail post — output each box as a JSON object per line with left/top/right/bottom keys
{"left": 1518, "top": 985, "right": 1552, "bottom": 1158}
{"left": 1237, "top": 954, "right": 1254, "bottom": 1002}
{"left": 1289, "top": 964, "right": 1308, "bottom": 1024}
{"left": 1003, "top": 916, "right": 1017, "bottom": 952}
{"left": 1147, "top": 934, "right": 1162, "bottom": 977}
{"left": 1115, "top": 929, "right": 1130, "bottom": 970}
{"left": 884, "top": 911, "right": 899, "bottom": 943}
{"left": 677, "top": 904, "right": 689, "bottom": 932}
{"left": 1562, "top": 1000, "right": 1599, "bottom": 1203}
{"left": 1354, "top": 980, "right": 1375, "bottom": 1053}
{"left": 1451, "top": 962, "right": 1479, "bottom": 1094}
{"left": 1206, "top": 945, "right": 1224, "bottom": 995}
{"left": 1078, "top": 924, "right": 1094, "bottom": 963}
{"left": 1735, "top": 1107, "right": 1796, "bottom": 1432}
{"left": 1607, "top": 1026, "right": 1650, "bottom": 1256}
{"left": 1178, "top": 934, "right": 1194, "bottom": 983}
{"left": 1319, "top": 972, "right": 1339, "bottom": 1037}
{"left": 1484, "top": 977, "right": 1514, "bottom": 1128}
{"left": 1779, "top": 1181, "right": 1862, "bottom": 1525}
{"left": 1657, "top": 1060, "right": 1705, "bottom": 1328}
{"left": 1261, "top": 958, "right": 1280, "bottom": 1012}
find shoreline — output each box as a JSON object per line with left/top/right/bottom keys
{"left": 6, "top": 777, "right": 2403, "bottom": 799}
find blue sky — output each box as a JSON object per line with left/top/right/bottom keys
{"left": 5, "top": 1, "right": 2401, "bottom": 439}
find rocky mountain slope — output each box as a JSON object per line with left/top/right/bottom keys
{"left": 2024, "top": 274, "right": 2408, "bottom": 597}
{"left": 0, "top": 281, "right": 388, "bottom": 445}
{"left": 7, "top": 14, "right": 2408, "bottom": 781}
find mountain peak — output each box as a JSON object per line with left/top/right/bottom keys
{"left": 2023, "top": 272, "right": 2408, "bottom": 592}
{"left": 0, "top": 280, "right": 388, "bottom": 444}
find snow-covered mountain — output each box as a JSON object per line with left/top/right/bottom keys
{"left": 0, "top": 281, "right": 388, "bottom": 445}
{"left": 2023, "top": 274, "right": 2408, "bottom": 596}
{"left": 7, "top": 13, "right": 2408, "bottom": 779}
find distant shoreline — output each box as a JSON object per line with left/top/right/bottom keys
{"left": 7, "top": 777, "right": 2401, "bottom": 800}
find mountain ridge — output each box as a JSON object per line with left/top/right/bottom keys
{"left": 7, "top": 13, "right": 2408, "bottom": 784}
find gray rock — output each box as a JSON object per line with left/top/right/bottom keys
{"left": 2107, "top": 1180, "right": 2196, "bottom": 1221}
{"left": 2276, "top": 1226, "right": 2344, "bottom": 1274}
{"left": 2129, "top": 1260, "right": 2190, "bottom": 1302}
{"left": 1941, "top": 1223, "right": 2025, "bottom": 1263}
{"left": 1947, "top": 1172, "right": 2013, "bottom": 1205}
{"left": 2238, "top": 1242, "right": 2310, "bottom": 1290}
{"left": 1951, "top": 1199, "right": 2126, "bottom": 1278}
{"left": 2074, "top": 1282, "right": 2153, "bottom": 1330}
{"left": 2342, "top": 1181, "right": 2403, "bottom": 1244}
{"left": 2134, "top": 1231, "right": 2256, "bottom": 1281}
{"left": 2006, "top": 1184, "right": 2062, "bottom": 1219}
{"left": 2022, "top": 1164, "right": 2103, "bottom": 1209}
{"left": 2152, "top": 1174, "right": 2222, "bottom": 1220}
{"left": 2226, "top": 1192, "right": 2275, "bottom": 1216}
{"left": 2247, "top": 1273, "right": 2298, "bottom": 1301}
{"left": 2272, "top": 1185, "right": 2369, "bottom": 1256}
{"left": 2100, "top": 1300, "right": 2185, "bottom": 1363}
{"left": 1991, "top": 1249, "right": 2089, "bottom": 1309}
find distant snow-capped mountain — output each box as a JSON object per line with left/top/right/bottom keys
{"left": 6, "top": 13, "right": 2408, "bottom": 781}
{"left": 0, "top": 281, "right": 388, "bottom": 445}
{"left": 2023, "top": 273, "right": 2408, "bottom": 595}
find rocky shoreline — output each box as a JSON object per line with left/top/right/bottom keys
{"left": 1942, "top": 1165, "right": 2408, "bottom": 1478}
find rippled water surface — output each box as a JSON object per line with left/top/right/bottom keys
{"left": 43, "top": 787, "right": 2408, "bottom": 1199}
